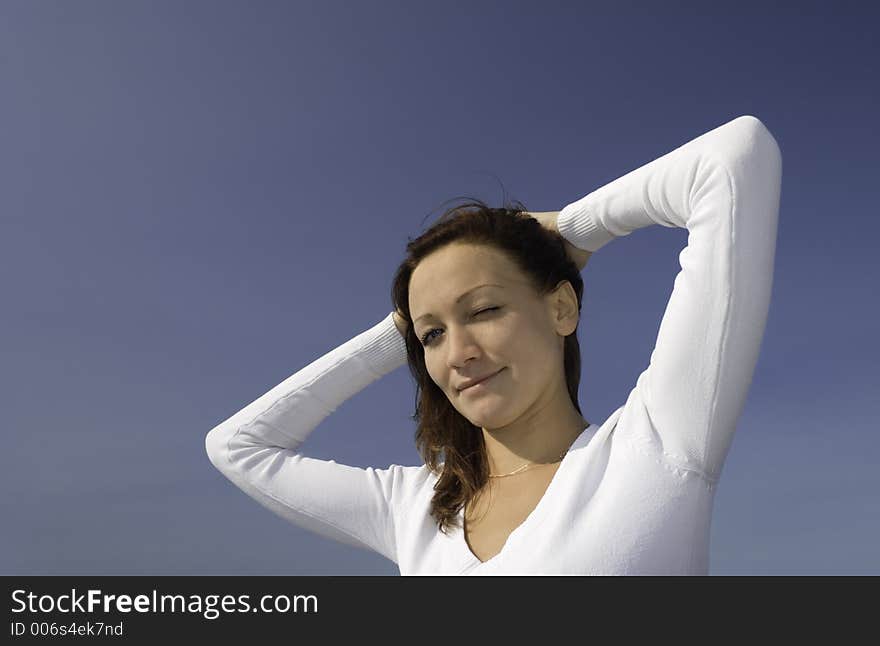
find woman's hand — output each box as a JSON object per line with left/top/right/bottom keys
{"left": 522, "top": 211, "right": 593, "bottom": 272}
{"left": 392, "top": 309, "right": 409, "bottom": 339}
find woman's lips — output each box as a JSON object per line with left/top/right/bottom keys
{"left": 458, "top": 368, "right": 504, "bottom": 392}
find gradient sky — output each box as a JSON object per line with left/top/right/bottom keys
{"left": 2, "top": 1, "right": 877, "bottom": 575}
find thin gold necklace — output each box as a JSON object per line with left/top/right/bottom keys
{"left": 488, "top": 450, "right": 569, "bottom": 478}
{"left": 487, "top": 423, "right": 590, "bottom": 478}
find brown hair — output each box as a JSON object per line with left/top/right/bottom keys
{"left": 390, "top": 197, "right": 585, "bottom": 535}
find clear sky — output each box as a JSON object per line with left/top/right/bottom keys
{"left": 2, "top": 1, "right": 877, "bottom": 575}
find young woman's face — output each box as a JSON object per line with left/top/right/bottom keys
{"left": 408, "top": 242, "right": 578, "bottom": 430}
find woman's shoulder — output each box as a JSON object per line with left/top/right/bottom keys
{"left": 376, "top": 461, "right": 439, "bottom": 498}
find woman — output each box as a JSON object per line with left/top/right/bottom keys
{"left": 205, "top": 114, "right": 782, "bottom": 575}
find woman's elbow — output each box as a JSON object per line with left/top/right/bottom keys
{"left": 205, "top": 425, "right": 232, "bottom": 472}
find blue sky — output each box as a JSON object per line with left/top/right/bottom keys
{"left": 2, "top": 1, "right": 877, "bottom": 575}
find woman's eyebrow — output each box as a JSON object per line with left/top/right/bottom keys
{"left": 413, "top": 284, "right": 504, "bottom": 324}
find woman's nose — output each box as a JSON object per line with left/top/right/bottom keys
{"left": 445, "top": 326, "right": 482, "bottom": 369}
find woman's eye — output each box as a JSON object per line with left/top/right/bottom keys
{"left": 420, "top": 307, "right": 500, "bottom": 347}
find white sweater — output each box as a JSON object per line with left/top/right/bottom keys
{"left": 205, "top": 115, "right": 782, "bottom": 575}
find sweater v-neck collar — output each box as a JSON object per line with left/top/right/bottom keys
{"left": 455, "top": 422, "right": 599, "bottom": 571}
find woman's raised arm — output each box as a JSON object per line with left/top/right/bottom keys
{"left": 554, "top": 115, "right": 783, "bottom": 485}
{"left": 205, "top": 311, "right": 417, "bottom": 565}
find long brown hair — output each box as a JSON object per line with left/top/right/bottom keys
{"left": 390, "top": 197, "right": 585, "bottom": 535}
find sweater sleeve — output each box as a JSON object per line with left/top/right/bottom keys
{"left": 204, "top": 311, "right": 410, "bottom": 564}
{"left": 556, "top": 115, "right": 783, "bottom": 484}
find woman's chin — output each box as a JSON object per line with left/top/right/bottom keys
{"left": 463, "top": 404, "right": 516, "bottom": 429}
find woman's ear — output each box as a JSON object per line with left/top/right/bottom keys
{"left": 548, "top": 280, "right": 580, "bottom": 336}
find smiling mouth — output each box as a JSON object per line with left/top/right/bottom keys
{"left": 458, "top": 368, "right": 504, "bottom": 392}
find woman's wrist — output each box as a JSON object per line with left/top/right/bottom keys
{"left": 392, "top": 309, "right": 408, "bottom": 338}
{"left": 523, "top": 210, "right": 592, "bottom": 272}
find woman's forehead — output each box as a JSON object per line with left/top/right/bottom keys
{"left": 412, "top": 245, "right": 511, "bottom": 284}
{"left": 408, "top": 245, "right": 527, "bottom": 315}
